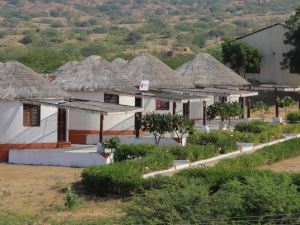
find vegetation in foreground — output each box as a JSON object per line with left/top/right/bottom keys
{"left": 124, "top": 138, "right": 300, "bottom": 224}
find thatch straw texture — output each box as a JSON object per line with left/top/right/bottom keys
{"left": 177, "top": 53, "right": 249, "bottom": 88}
{"left": 0, "top": 61, "right": 69, "bottom": 100}
{"left": 111, "top": 58, "right": 128, "bottom": 68}
{"left": 53, "top": 55, "right": 134, "bottom": 91}
{"left": 55, "top": 61, "right": 78, "bottom": 76}
{"left": 122, "top": 53, "right": 194, "bottom": 89}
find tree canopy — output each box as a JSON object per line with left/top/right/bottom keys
{"left": 221, "top": 39, "right": 262, "bottom": 76}
{"left": 282, "top": 6, "right": 300, "bottom": 73}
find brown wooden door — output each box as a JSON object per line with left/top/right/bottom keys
{"left": 57, "top": 108, "right": 67, "bottom": 142}
{"left": 183, "top": 101, "right": 190, "bottom": 118}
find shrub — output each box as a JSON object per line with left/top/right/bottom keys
{"left": 234, "top": 120, "right": 282, "bottom": 143}
{"left": 141, "top": 151, "right": 175, "bottom": 172}
{"left": 114, "top": 144, "right": 157, "bottom": 162}
{"left": 167, "top": 145, "right": 217, "bottom": 161}
{"left": 64, "top": 186, "right": 80, "bottom": 209}
{"left": 82, "top": 149, "right": 174, "bottom": 195}
{"left": 215, "top": 138, "right": 300, "bottom": 171}
{"left": 82, "top": 162, "right": 143, "bottom": 195}
{"left": 287, "top": 111, "right": 300, "bottom": 124}
{"left": 235, "top": 120, "right": 269, "bottom": 133}
{"left": 125, "top": 171, "right": 300, "bottom": 224}
{"left": 187, "top": 130, "right": 237, "bottom": 153}
{"left": 281, "top": 123, "right": 300, "bottom": 133}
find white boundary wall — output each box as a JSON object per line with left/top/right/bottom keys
{"left": 9, "top": 150, "right": 112, "bottom": 167}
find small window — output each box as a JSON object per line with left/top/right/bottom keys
{"left": 23, "top": 104, "right": 41, "bottom": 127}
{"left": 156, "top": 100, "right": 169, "bottom": 110}
{"left": 104, "top": 94, "right": 119, "bottom": 104}
{"left": 135, "top": 98, "right": 142, "bottom": 107}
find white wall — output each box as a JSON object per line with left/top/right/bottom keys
{"left": 240, "top": 24, "right": 300, "bottom": 85}
{"left": 68, "top": 91, "right": 136, "bottom": 131}
{"left": 9, "top": 149, "right": 111, "bottom": 167}
{"left": 0, "top": 101, "right": 58, "bottom": 144}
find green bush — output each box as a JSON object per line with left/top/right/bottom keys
{"left": 82, "top": 149, "right": 174, "bottom": 195}
{"left": 141, "top": 151, "right": 175, "bottom": 172}
{"left": 215, "top": 138, "right": 300, "bottom": 170}
{"left": 114, "top": 144, "right": 157, "bottom": 162}
{"left": 281, "top": 123, "right": 300, "bottom": 134}
{"left": 187, "top": 130, "right": 237, "bottom": 153}
{"left": 82, "top": 162, "right": 143, "bottom": 195}
{"left": 235, "top": 120, "right": 269, "bottom": 133}
{"left": 64, "top": 186, "right": 80, "bottom": 209}
{"left": 287, "top": 111, "right": 300, "bottom": 124}
{"left": 234, "top": 120, "right": 282, "bottom": 143}
{"left": 125, "top": 171, "right": 300, "bottom": 224}
{"left": 167, "top": 145, "right": 217, "bottom": 161}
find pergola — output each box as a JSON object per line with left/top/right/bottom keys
{"left": 23, "top": 99, "right": 143, "bottom": 143}
{"left": 105, "top": 87, "right": 258, "bottom": 126}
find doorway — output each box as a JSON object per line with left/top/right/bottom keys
{"left": 183, "top": 101, "right": 190, "bottom": 118}
{"left": 57, "top": 108, "right": 67, "bottom": 142}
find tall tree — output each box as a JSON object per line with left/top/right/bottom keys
{"left": 282, "top": 6, "right": 300, "bottom": 73}
{"left": 221, "top": 39, "right": 262, "bottom": 76}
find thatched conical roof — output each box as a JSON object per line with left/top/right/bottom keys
{"left": 122, "top": 53, "right": 194, "bottom": 89}
{"left": 177, "top": 53, "right": 249, "bottom": 88}
{"left": 111, "top": 58, "right": 128, "bottom": 68}
{"left": 53, "top": 55, "right": 134, "bottom": 91}
{"left": 55, "top": 61, "right": 78, "bottom": 76}
{"left": 0, "top": 61, "right": 69, "bottom": 100}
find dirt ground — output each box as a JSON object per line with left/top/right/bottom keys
{"left": 0, "top": 163, "right": 125, "bottom": 222}
{"left": 261, "top": 155, "right": 300, "bottom": 173}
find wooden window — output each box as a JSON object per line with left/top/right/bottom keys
{"left": 104, "top": 94, "right": 119, "bottom": 104}
{"left": 156, "top": 100, "right": 169, "bottom": 110}
{"left": 23, "top": 104, "right": 41, "bottom": 127}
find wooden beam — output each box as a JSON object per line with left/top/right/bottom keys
{"left": 242, "top": 97, "right": 247, "bottom": 119}
{"left": 135, "top": 112, "right": 142, "bottom": 139}
{"left": 203, "top": 101, "right": 207, "bottom": 126}
{"left": 173, "top": 102, "right": 177, "bottom": 115}
{"left": 275, "top": 88, "right": 279, "bottom": 118}
{"left": 247, "top": 98, "right": 251, "bottom": 118}
{"left": 99, "top": 114, "right": 104, "bottom": 143}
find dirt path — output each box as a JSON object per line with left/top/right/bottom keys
{"left": 0, "top": 163, "right": 124, "bottom": 222}
{"left": 260, "top": 156, "right": 300, "bottom": 173}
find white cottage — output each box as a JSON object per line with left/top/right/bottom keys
{"left": 53, "top": 54, "right": 208, "bottom": 144}
{"left": 177, "top": 53, "right": 257, "bottom": 120}
{"left": 237, "top": 23, "right": 300, "bottom": 86}
{"left": 0, "top": 61, "right": 70, "bottom": 161}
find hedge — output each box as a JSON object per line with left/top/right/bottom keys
{"left": 125, "top": 170, "right": 300, "bottom": 225}
{"left": 114, "top": 144, "right": 157, "bottom": 162}
{"left": 187, "top": 130, "right": 237, "bottom": 153}
{"left": 123, "top": 138, "right": 300, "bottom": 224}
{"left": 281, "top": 123, "right": 300, "bottom": 134}
{"left": 234, "top": 120, "right": 282, "bottom": 144}
{"left": 287, "top": 111, "right": 300, "bottom": 124}
{"left": 82, "top": 150, "right": 174, "bottom": 195}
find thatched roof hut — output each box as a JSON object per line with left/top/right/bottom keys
{"left": 111, "top": 58, "right": 128, "bottom": 68}
{"left": 53, "top": 55, "right": 134, "bottom": 91}
{"left": 122, "top": 53, "right": 194, "bottom": 89}
{"left": 55, "top": 61, "right": 78, "bottom": 76}
{"left": 177, "top": 53, "right": 249, "bottom": 88}
{"left": 0, "top": 61, "right": 69, "bottom": 100}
